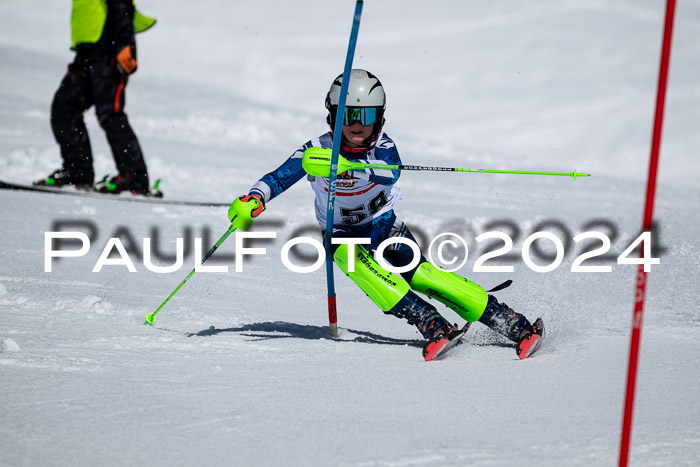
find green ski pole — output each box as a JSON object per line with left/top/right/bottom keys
{"left": 302, "top": 147, "right": 591, "bottom": 180}
{"left": 145, "top": 196, "right": 262, "bottom": 325}
{"left": 145, "top": 222, "right": 237, "bottom": 325}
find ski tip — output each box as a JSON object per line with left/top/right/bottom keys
{"left": 423, "top": 338, "right": 449, "bottom": 361}
{"left": 517, "top": 335, "right": 541, "bottom": 360}
{"left": 516, "top": 318, "right": 544, "bottom": 360}
{"left": 423, "top": 323, "right": 471, "bottom": 361}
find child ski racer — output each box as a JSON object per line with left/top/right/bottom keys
{"left": 229, "top": 69, "right": 544, "bottom": 360}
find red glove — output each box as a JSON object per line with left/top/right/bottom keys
{"left": 239, "top": 195, "right": 265, "bottom": 217}
{"left": 228, "top": 195, "right": 265, "bottom": 230}
{"left": 116, "top": 46, "right": 138, "bottom": 75}
{"left": 229, "top": 195, "right": 265, "bottom": 224}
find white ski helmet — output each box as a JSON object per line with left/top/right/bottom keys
{"left": 325, "top": 69, "right": 386, "bottom": 134}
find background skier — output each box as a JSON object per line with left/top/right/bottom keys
{"left": 35, "top": 0, "right": 156, "bottom": 194}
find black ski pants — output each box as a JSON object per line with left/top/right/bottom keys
{"left": 50, "top": 55, "right": 149, "bottom": 185}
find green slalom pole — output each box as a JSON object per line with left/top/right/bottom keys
{"left": 145, "top": 221, "right": 237, "bottom": 325}
{"left": 302, "top": 147, "right": 591, "bottom": 180}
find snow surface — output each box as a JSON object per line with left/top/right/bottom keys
{"left": 1, "top": 1, "right": 700, "bottom": 466}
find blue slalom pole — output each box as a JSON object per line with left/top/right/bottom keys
{"left": 324, "top": 0, "right": 364, "bottom": 337}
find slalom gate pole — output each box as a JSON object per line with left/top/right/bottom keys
{"left": 145, "top": 221, "right": 238, "bottom": 325}
{"left": 619, "top": 0, "right": 676, "bottom": 465}
{"left": 324, "top": 0, "right": 364, "bottom": 337}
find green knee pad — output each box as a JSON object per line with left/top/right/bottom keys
{"left": 334, "top": 243, "right": 410, "bottom": 312}
{"left": 410, "top": 262, "right": 488, "bottom": 322}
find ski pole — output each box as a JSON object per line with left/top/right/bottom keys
{"left": 145, "top": 221, "right": 238, "bottom": 325}
{"left": 302, "top": 147, "right": 591, "bottom": 180}
{"left": 145, "top": 197, "right": 261, "bottom": 325}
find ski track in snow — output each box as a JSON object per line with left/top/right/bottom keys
{"left": 2, "top": 1, "right": 700, "bottom": 466}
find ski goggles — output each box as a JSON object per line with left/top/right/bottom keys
{"left": 342, "top": 106, "right": 381, "bottom": 126}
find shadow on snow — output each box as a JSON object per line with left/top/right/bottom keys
{"left": 188, "top": 321, "right": 425, "bottom": 347}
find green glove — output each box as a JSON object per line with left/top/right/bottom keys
{"left": 228, "top": 195, "right": 265, "bottom": 231}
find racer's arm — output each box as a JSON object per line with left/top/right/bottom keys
{"left": 248, "top": 147, "right": 309, "bottom": 204}
{"left": 348, "top": 139, "right": 401, "bottom": 186}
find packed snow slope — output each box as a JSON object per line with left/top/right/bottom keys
{"left": 1, "top": 1, "right": 699, "bottom": 466}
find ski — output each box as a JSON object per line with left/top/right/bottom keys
{"left": 422, "top": 322, "right": 471, "bottom": 361}
{"left": 0, "top": 178, "right": 229, "bottom": 207}
{"left": 516, "top": 317, "right": 545, "bottom": 360}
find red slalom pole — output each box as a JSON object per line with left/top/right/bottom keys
{"left": 619, "top": 0, "right": 676, "bottom": 465}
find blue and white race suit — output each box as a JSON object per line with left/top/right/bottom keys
{"left": 249, "top": 130, "right": 425, "bottom": 278}
{"left": 249, "top": 131, "right": 402, "bottom": 228}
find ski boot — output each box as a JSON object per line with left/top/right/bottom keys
{"left": 34, "top": 168, "right": 94, "bottom": 189}
{"left": 385, "top": 291, "right": 466, "bottom": 361}
{"left": 96, "top": 173, "right": 156, "bottom": 196}
{"left": 387, "top": 291, "right": 449, "bottom": 339}
{"left": 479, "top": 295, "right": 545, "bottom": 359}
